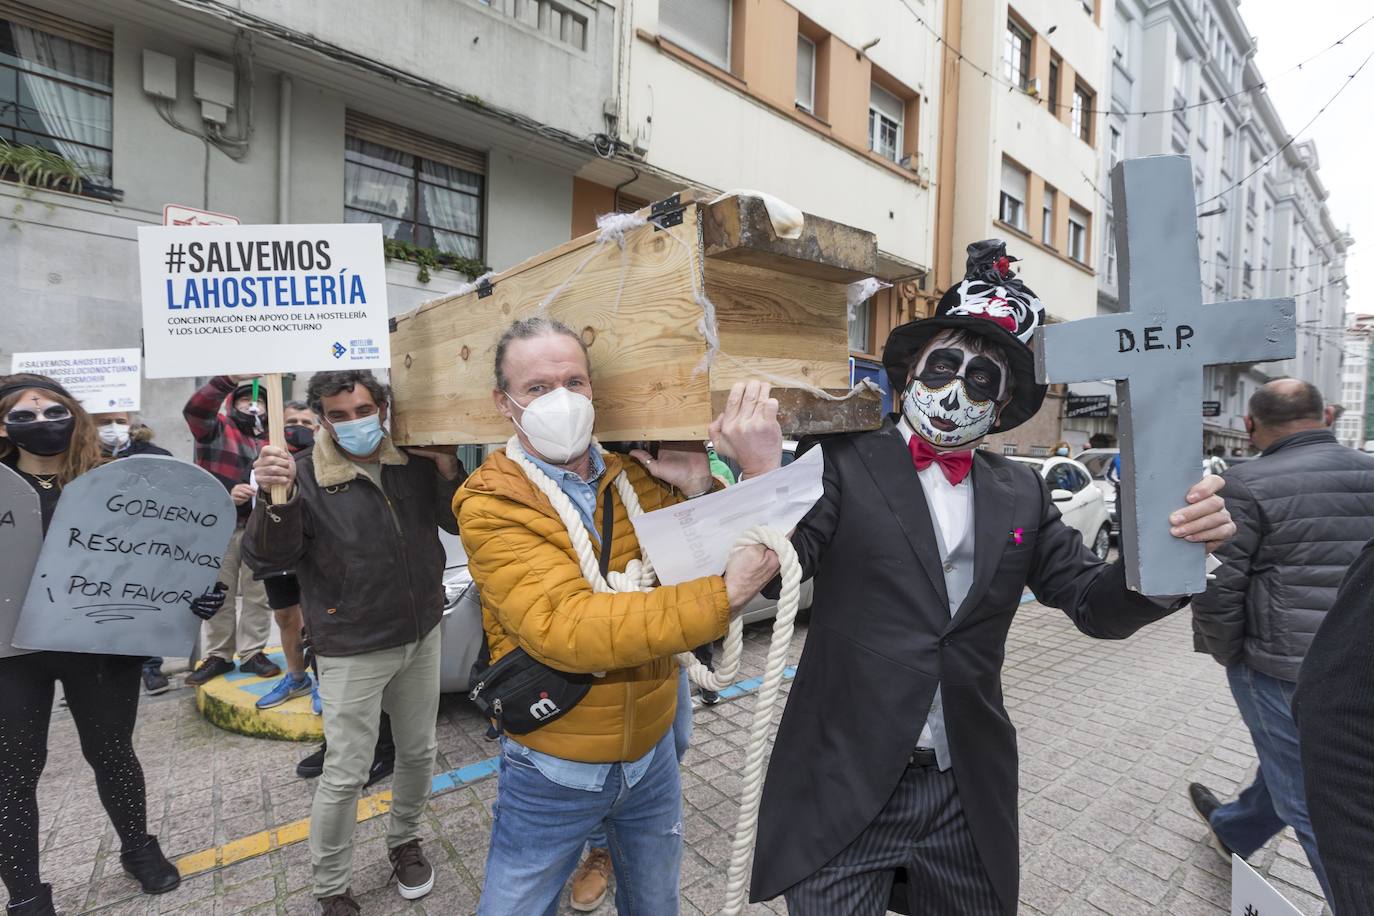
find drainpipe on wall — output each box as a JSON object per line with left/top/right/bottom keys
{"left": 277, "top": 73, "right": 291, "bottom": 224}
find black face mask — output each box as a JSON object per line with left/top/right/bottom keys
{"left": 232, "top": 408, "right": 265, "bottom": 437}
{"left": 5, "top": 417, "right": 75, "bottom": 456}
{"left": 284, "top": 425, "right": 315, "bottom": 451}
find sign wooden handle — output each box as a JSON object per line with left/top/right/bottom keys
{"left": 265, "top": 373, "right": 288, "bottom": 504}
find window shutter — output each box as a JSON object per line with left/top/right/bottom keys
{"left": 795, "top": 35, "right": 815, "bottom": 109}
{"left": 660, "top": 0, "right": 731, "bottom": 69}
{"left": 0, "top": 0, "right": 111, "bottom": 49}
{"left": 345, "top": 111, "right": 485, "bottom": 176}
{"left": 1000, "top": 159, "right": 1027, "bottom": 204}
{"left": 869, "top": 83, "right": 904, "bottom": 124}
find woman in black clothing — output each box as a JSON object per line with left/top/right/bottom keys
{"left": 0, "top": 374, "right": 204, "bottom": 916}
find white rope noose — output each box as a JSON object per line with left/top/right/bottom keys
{"left": 504, "top": 436, "right": 804, "bottom": 915}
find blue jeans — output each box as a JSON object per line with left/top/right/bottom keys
{"left": 478, "top": 727, "right": 683, "bottom": 916}
{"left": 587, "top": 666, "right": 693, "bottom": 851}
{"left": 1211, "top": 665, "right": 1332, "bottom": 900}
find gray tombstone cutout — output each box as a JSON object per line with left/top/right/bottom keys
{"left": 1033, "top": 155, "right": 1296, "bottom": 596}
{"left": 0, "top": 464, "right": 44, "bottom": 659}
{"left": 12, "top": 455, "right": 235, "bottom": 657}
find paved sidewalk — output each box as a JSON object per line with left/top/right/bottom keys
{"left": 25, "top": 599, "right": 1328, "bottom": 915}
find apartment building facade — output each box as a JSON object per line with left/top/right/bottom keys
{"left": 1093, "top": 0, "right": 1352, "bottom": 455}
{"left": 1338, "top": 315, "right": 1374, "bottom": 450}
{"left": 938, "top": 0, "right": 1109, "bottom": 455}
{"left": 596, "top": 0, "right": 943, "bottom": 412}
{"left": 0, "top": 0, "right": 617, "bottom": 455}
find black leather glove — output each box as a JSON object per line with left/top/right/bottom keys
{"left": 191, "top": 583, "right": 229, "bottom": 620}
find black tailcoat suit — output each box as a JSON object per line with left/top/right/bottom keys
{"left": 750, "top": 421, "right": 1181, "bottom": 913}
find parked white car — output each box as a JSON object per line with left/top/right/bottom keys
{"left": 1009, "top": 456, "right": 1113, "bottom": 560}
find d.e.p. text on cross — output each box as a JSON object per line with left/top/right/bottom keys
{"left": 1033, "top": 155, "right": 1295, "bottom": 596}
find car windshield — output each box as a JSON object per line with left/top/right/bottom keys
{"left": 1078, "top": 453, "right": 1115, "bottom": 478}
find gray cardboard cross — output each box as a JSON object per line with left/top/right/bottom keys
{"left": 1033, "top": 155, "right": 1295, "bottom": 595}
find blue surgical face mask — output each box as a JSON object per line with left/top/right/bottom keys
{"left": 1055, "top": 447, "right": 1069, "bottom": 456}
{"left": 331, "top": 414, "right": 384, "bottom": 457}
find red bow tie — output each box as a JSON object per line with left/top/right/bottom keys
{"left": 909, "top": 436, "right": 974, "bottom": 486}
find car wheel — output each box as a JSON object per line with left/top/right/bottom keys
{"left": 1092, "top": 525, "right": 1111, "bottom": 561}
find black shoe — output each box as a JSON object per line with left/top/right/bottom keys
{"left": 120, "top": 836, "right": 180, "bottom": 895}
{"left": 1188, "top": 782, "right": 1236, "bottom": 860}
{"left": 142, "top": 667, "right": 171, "bottom": 696}
{"left": 5, "top": 884, "right": 57, "bottom": 916}
{"left": 239, "top": 652, "right": 282, "bottom": 679}
{"left": 365, "top": 753, "right": 395, "bottom": 788}
{"left": 185, "top": 656, "right": 235, "bottom": 687}
{"left": 699, "top": 688, "right": 720, "bottom": 706}
{"left": 297, "top": 744, "right": 326, "bottom": 779}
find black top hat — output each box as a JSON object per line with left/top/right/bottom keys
{"left": 882, "top": 239, "right": 1048, "bottom": 433}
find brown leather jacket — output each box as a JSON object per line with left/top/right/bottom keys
{"left": 243, "top": 432, "right": 461, "bottom": 657}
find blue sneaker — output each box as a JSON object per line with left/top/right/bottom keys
{"left": 256, "top": 673, "right": 312, "bottom": 710}
{"left": 311, "top": 682, "right": 322, "bottom": 716}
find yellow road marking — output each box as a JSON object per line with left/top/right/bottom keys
{"left": 173, "top": 787, "right": 396, "bottom": 877}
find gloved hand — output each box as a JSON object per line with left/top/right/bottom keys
{"left": 191, "top": 583, "right": 229, "bottom": 620}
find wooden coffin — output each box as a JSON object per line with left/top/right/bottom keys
{"left": 389, "top": 192, "right": 884, "bottom": 445}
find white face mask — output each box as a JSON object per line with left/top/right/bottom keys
{"left": 902, "top": 332, "right": 1008, "bottom": 449}
{"left": 98, "top": 422, "right": 130, "bottom": 449}
{"left": 506, "top": 386, "right": 595, "bottom": 464}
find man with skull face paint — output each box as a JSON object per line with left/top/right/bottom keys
{"left": 747, "top": 241, "right": 1237, "bottom": 915}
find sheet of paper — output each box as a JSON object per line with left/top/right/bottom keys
{"left": 1231, "top": 855, "right": 1302, "bottom": 916}
{"left": 630, "top": 446, "right": 824, "bottom": 585}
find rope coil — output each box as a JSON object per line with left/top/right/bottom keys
{"left": 504, "top": 437, "right": 804, "bottom": 914}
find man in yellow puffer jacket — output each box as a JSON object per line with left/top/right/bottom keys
{"left": 456, "top": 317, "right": 782, "bottom": 916}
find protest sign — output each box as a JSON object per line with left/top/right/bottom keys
{"left": 0, "top": 464, "right": 43, "bottom": 659}
{"left": 136, "top": 222, "right": 390, "bottom": 379}
{"left": 12, "top": 456, "right": 235, "bottom": 657}
{"left": 10, "top": 348, "right": 142, "bottom": 412}
{"left": 1231, "top": 855, "right": 1303, "bottom": 916}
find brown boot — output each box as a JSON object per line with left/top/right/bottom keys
{"left": 569, "top": 847, "right": 612, "bottom": 912}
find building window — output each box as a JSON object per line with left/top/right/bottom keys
{"left": 1071, "top": 82, "right": 1094, "bottom": 144}
{"left": 1108, "top": 124, "right": 1122, "bottom": 169}
{"left": 660, "top": 0, "right": 731, "bottom": 70}
{"left": 848, "top": 295, "right": 871, "bottom": 352}
{"left": 1067, "top": 204, "right": 1089, "bottom": 264}
{"left": 796, "top": 34, "right": 815, "bottom": 113}
{"left": 1198, "top": 93, "right": 1209, "bottom": 143}
{"left": 1003, "top": 19, "right": 1031, "bottom": 90}
{"left": 1042, "top": 186, "right": 1056, "bottom": 246}
{"left": 1048, "top": 53, "right": 1061, "bottom": 114}
{"left": 868, "top": 83, "right": 903, "bottom": 162}
{"left": 999, "top": 158, "right": 1028, "bottom": 233}
{"left": 1104, "top": 219, "right": 1117, "bottom": 284}
{"left": 0, "top": 16, "right": 113, "bottom": 189}
{"left": 344, "top": 113, "right": 486, "bottom": 260}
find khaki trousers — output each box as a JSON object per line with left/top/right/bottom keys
{"left": 200, "top": 526, "right": 271, "bottom": 662}
{"left": 310, "top": 624, "right": 441, "bottom": 898}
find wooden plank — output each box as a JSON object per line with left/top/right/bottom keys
{"left": 391, "top": 193, "right": 879, "bottom": 445}
{"left": 705, "top": 260, "right": 851, "bottom": 391}
{"left": 389, "top": 205, "right": 713, "bottom": 445}
{"left": 701, "top": 193, "right": 878, "bottom": 283}
{"left": 709, "top": 386, "right": 884, "bottom": 437}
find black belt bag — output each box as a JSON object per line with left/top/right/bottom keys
{"left": 468, "top": 490, "right": 614, "bottom": 736}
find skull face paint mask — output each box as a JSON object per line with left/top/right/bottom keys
{"left": 902, "top": 332, "right": 1009, "bottom": 449}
